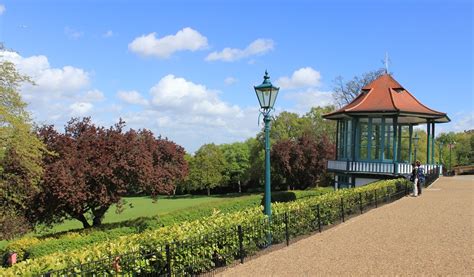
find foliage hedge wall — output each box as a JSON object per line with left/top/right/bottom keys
{"left": 0, "top": 180, "right": 407, "bottom": 276}
{"left": 2, "top": 189, "right": 331, "bottom": 265}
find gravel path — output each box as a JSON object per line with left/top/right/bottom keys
{"left": 219, "top": 176, "right": 473, "bottom": 276}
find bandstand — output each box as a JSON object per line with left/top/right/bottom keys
{"left": 323, "top": 73, "right": 449, "bottom": 188}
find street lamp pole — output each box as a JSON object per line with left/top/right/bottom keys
{"left": 254, "top": 70, "right": 279, "bottom": 220}
{"left": 263, "top": 112, "right": 271, "bottom": 217}
{"left": 438, "top": 141, "right": 443, "bottom": 164}
{"left": 448, "top": 141, "right": 456, "bottom": 171}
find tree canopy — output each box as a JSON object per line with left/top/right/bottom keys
{"left": 0, "top": 60, "right": 48, "bottom": 239}
{"left": 332, "top": 69, "right": 385, "bottom": 107}
{"left": 32, "top": 118, "right": 188, "bottom": 228}
{"left": 272, "top": 134, "right": 335, "bottom": 190}
{"left": 187, "top": 143, "right": 227, "bottom": 195}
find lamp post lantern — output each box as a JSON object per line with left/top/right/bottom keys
{"left": 412, "top": 133, "right": 420, "bottom": 162}
{"left": 254, "top": 70, "right": 279, "bottom": 220}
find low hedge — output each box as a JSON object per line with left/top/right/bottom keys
{"left": 0, "top": 179, "right": 408, "bottom": 276}
{"left": 3, "top": 189, "right": 330, "bottom": 264}
{"left": 261, "top": 187, "right": 333, "bottom": 206}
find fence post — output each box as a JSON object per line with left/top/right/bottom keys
{"left": 375, "top": 189, "right": 378, "bottom": 208}
{"left": 284, "top": 212, "right": 290, "bottom": 246}
{"left": 387, "top": 187, "right": 391, "bottom": 202}
{"left": 317, "top": 204, "right": 322, "bottom": 233}
{"left": 340, "top": 198, "right": 345, "bottom": 222}
{"left": 359, "top": 193, "right": 363, "bottom": 214}
{"left": 166, "top": 244, "right": 171, "bottom": 277}
{"left": 237, "top": 225, "right": 244, "bottom": 264}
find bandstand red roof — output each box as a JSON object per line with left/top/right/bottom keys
{"left": 324, "top": 74, "right": 450, "bottom": 123}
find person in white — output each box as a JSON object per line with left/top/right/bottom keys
{"left": 411, "top": 162, "right": 418, "bottom": 197}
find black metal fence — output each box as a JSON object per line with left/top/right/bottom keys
{"left": 40, "top": 172, "right": 439, "bottom": 277}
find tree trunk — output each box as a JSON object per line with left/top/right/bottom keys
{"left": 238, "top": 180, "right": 241, "bottom": 193}
{"left": 207, "top": 187, "right": 210, "bottom": 196}
{"left": 92, "top": 206, "right": 109, "bottom": 227}
{"left": 75, "top": 214, "right": 91, "bottom": 229}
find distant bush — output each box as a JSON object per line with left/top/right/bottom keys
{"left": 260, "top": 187, "right": 333, "bottom": 206}
{"left": 0, "top": 179, "right": 408, "bottom": 276}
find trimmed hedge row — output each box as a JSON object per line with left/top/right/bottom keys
{"left": 0, "top": 180, "right": 407, "bottom": 276}
{"left": 3, "top": 188, "right": 331, "bottom": 264}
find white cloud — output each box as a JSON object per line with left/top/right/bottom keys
{"left": 83, "top": 89, "right": 105, "bottom": 102}
{"left": 115, "top": 75, "right": 261, "bottom": 152}
{"left": 0, "top": 4, "right": 5, "bottom": 15}
{"left": 64, "top": 27, "right": 84, "bottom": 40}
{"left": 442, "top": 111, "right": 474, "bottom": 133}
{"left": 453, "top": 112, "right": 474, "bottom": 132}
{"left": 34, "top": 66, "right": 89, "bottom": 93}
{"left": 1, "top": 51, "right": 90, "bottom": 96}
{"left": 284, "top": 88, "right": 334, "bottom": 114}
{"left": 224, "top": 77, "right": 238, "bottom": 85}
{"left": 117, "top": 90, "right": 149, "bottom": 106}
{"left": 69, "top": 102, "right": 93, "bottom": 116}
{"left": 276, "top": 67, "right": 321, "bottom": 89}
{"left": 150, "top": 74, "right": 241, "bottom": 116}
{"left": 128, "top": 27, "right": 208, "bottom": 58}
{"left": 205, "top": 39, "right": 274, "bottom": 62}
{"left": 103, "top": 30, "right": 114, "bottom": 38}
{"left": 0, "top": 50, "right": 104, "bottom": 124}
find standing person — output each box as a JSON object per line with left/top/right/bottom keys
{"left": 416, "top": 160, "right": 425, "bottom": 195}
{"left": 410, "top": 162, "right": 418, "bottom": 197}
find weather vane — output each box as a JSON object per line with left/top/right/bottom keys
{"left": 384, "top": 52, "right": 391, "bottom": 74}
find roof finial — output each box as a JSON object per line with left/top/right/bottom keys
{"left": 384, "top": 52, "right": 390, "bottom": 74}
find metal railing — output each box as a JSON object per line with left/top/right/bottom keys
{"left": 327, "top": 160, "right": 441, "bottom": 176}
{"left": 39, "top": 175, "right": 439, "bottom": 276}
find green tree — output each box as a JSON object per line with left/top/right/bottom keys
{"left": 220, "top": 142, "right": 250, "bottom": 193}
{"left": 188, "top": 143, "right": 227, "bottom": 195}
{"left": 270, "top": 111, "right": 307, "bottom": 141}
{"left": 332, "top": 69, "right": 386, "bottom": 107}
{"left": 245, "top": 137, "right": 265, "bottom": 190}
{"left": 437, "top": 130, "right": 473, "bottom": 167}
{"left": 0, "top": 60, "right": 47, "bottom": 239}
{"left": 303, "top": 106, "right": 337, "bottom": 141}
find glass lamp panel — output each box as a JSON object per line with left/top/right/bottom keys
{"left": 255, "top": 89, "right": 266, "bottom": 109}
{"left": 262, "top": 90, "right": 270, "bottom": 108}
{"left": 269, "top": 88, "right": 279, "bottom": 109}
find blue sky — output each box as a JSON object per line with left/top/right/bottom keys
{"left": 0, "top": 0, "right": 472, "bottom": 152}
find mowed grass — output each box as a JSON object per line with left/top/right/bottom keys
{"left": 1, "top": 194, "right": 260, "bottom": 251}
{"left": 46, "top": 194, "right": 257, "bottom": 233}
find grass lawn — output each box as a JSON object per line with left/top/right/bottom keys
{"left": 44, "top": 194, "right": 257, "bottom": 233}
{"left": 1, "top": 194, "right": 259, "bottom": 250}
{"left": 0, "top": 188, "right": 332, "bottom": 255}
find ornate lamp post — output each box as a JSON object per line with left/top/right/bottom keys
{"left": 412, "top": 133, "right": 420, "bottom": 162}
{"left": 448, "top": 141, "right": 456, "bottom": 172}
{"left": 254, "top": 70, "right": 279, "bottom": 220}
{"left": 438, "top": 141, "right": 444, "bottom": 164}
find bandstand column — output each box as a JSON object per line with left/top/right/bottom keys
{"left": 426, "top": 121, "right": 431, "bottom": 164}
{"left": 408, "top": 124, "right": 413, "bottom": 163}
{"left": 431, "top": 121, "right": 435, "bottom": 164}
{"left": 393, "top": 117, "right": 398, "bottom": 172}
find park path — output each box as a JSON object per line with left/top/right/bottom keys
{"left": 219, "top": 176, "right": 473, "bottom": 276}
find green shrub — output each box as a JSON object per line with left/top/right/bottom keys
{"left": 0, "top": 179, "right": 408, "bottom": 276}
{"left": 2, "top": 190, "right": 327, "bottom": 264}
